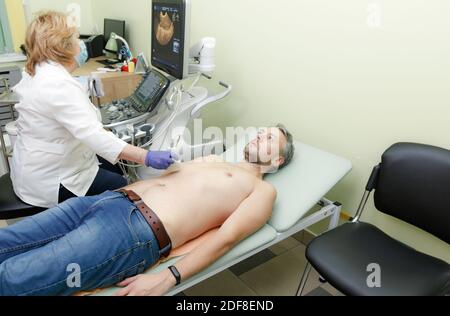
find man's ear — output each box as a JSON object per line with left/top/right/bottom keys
{"left": 273, "top": 156, "right": 285, "bottom": 168}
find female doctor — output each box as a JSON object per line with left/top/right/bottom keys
{"left": 11, "top": 12, "right": 175, "bottom": 208}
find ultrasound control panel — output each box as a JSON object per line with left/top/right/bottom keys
{"left": 100, "top": 69, "right": 170, "bottom": 128}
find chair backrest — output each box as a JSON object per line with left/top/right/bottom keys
{"left": 0, "top": 173, "right": 45, "bottom": 220}
{"left": 374, "top": 143, "right": 450, "bottom": 244}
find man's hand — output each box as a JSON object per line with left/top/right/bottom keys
{"left": 114, "top": 270, "right": 176, "bottom": 296}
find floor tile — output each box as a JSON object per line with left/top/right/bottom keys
{"left": 301, "top": 230, "right": 316, "bottom": 246}
{"left": 321, "top": 282, "right": 344, "bottom": 296}
{"left": 239, "top": 246, "right": 313, "bottom": 296}
{"left": 268, "top": 237, "right": 301, "bottom": 256}
{"left": 292, "top": 231, "right": 304, "bottom": 243}
{"left": 239, "top": 243, "right": 341, "bottom": 296}
{"left": 184, "top": 269, "right": 257, "bottom": 296}
{"left": 305, "top": 287, "right": 332, "bottom": 296}
{"left": 229, "top": 249, "right": 276, "bottom": 276}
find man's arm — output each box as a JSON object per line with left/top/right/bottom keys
{"left": 115, "top": 182, "right": 277, "bottom": 296}
{"left": 172, "top": 181, "right": 276, "bottom": 281}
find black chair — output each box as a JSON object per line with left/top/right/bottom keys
{"left": 297, "top": 143, "right": 450, "bottom": 296}
{"left": 0, "top": 173, "right": 45, "bottom": 220}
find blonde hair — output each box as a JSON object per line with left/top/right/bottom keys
{"left": 25, "top": 11, "right": 79, "bottom": 76}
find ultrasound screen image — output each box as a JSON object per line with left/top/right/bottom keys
{"left": 151, "top": 2, "right": 186, "bottom": 79}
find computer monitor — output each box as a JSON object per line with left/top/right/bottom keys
{"left": 104, "top": 18, "right": 126, "bottom": 51}
{"left": 151, "top": 0, "right": 191, "bottom": 80}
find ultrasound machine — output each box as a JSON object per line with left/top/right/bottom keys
{"left": 99, "top": 0, "right": 232, "bottom": 181}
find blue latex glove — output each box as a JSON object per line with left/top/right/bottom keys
{"left": 145, "top": 151, "right": 176, "bottom": 170}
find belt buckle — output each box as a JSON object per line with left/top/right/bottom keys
{"left": 117, "top": 190, "right": 130, "bottom": 200}
{"left": 160, "top": 242, "right": 172, "bottom": 258}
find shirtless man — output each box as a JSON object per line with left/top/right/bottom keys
{"left": 0, "top": 125, "right": 294, "bottom": 296}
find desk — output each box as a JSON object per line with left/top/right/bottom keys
{"left": 72, "top": 57, "right": 142, "bottom": 105}
{"left": 1, "top": 57, "right": 142, "bottom": 105}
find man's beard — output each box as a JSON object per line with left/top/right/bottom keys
{"left": 244, "top": 144, "right": 272, "bottom": 166}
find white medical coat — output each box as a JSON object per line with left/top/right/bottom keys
{"left": 10, "top": 61, "right": 127, "bottom": 208}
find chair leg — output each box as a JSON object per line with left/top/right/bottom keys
{"left": 328, "top": 203, "right": 342, "bottom": 231}
{"left": 296, "top": 262, "right": 312, "bottom": 296}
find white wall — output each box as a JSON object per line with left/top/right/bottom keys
{"left": 26, "top": 0, "right": 95, "bottom": 34}
{"left": 91, "top": 0, "right": 152, "bottom": 58}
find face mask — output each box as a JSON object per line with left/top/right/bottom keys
{"left": 75, "top": 40, "right": 88, "bottom": 67}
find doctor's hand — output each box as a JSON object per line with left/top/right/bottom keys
{"left": 145, "top": 150, "right": 177, "bottom": 170}
{"left": 114, "top": 271, "right": 176, "bottom": 296}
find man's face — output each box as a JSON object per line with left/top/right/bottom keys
{"left": 244, "top": 127, "right": 287, "bottom": 169}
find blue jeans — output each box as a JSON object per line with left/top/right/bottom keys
{"left": 0, "top": 191, "right": 161, "bottom": 296}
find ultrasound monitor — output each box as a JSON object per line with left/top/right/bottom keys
{"left": 151, "top": 0, "right": 191, "bottom": 80}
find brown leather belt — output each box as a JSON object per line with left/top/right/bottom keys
{"left": 117, "top": 189, "right": 172, "bottom": 258}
